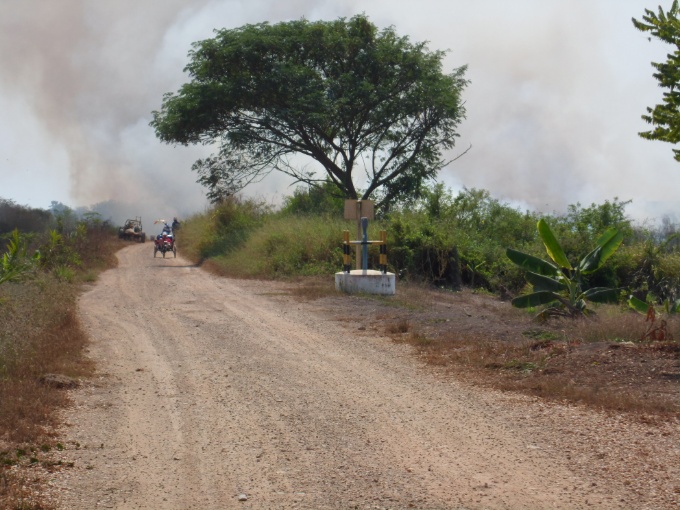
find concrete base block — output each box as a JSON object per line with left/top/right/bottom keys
{"left": 335, "top": 270, "right": 396, "bottom": 295}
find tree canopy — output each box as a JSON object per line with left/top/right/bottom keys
{"left": 151, "top": 15, "right": 468, "bottom": 208}
{"left": 633, "top": 1, "right": 680, "bottom": 160}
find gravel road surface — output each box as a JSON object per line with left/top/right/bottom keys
{"left": 48, "top": 243, "right": 678, "bottom": 509}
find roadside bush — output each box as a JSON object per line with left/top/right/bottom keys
{"left": 206, "top": 214, "right": 349, "bottom": 278}
{"left": 384, "top": 187, "right": 537, "bottom": 291}
{"left": 386, "top": 211, "right": 455, "bottom": 283}
{"left": 177, "top": 183, "right": 679, "bottom": 304}
{"left": 547, "top": 199, "right": 633, "bottom": 255}
{"left": 0, "top": 230, "right": 40, "bottom": 286}
{"left": 180, "top": 196, "right": 270, "bottom": 263}
{"left": 655, "top": 251, "right": 680, "bottom": 303}
{"left": 615, "top": 229, "right": 680, "bottom": 303}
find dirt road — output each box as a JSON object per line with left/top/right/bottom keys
{"left": 47, "top": 243, "right": 667, "bottom": 509}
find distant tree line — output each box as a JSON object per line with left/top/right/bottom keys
{"left": 0, "top": 199, "right": 53, "bottom": 235}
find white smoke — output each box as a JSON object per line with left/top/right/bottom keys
{"left": 0, "top": 0, "right": 678, "bottom": 224}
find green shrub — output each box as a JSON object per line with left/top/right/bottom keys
{"left": 280, "top": 180, "right": 344, "bottom": 216}
{"left": 180, "top": 197, "right": 269, "bottom": 263}
{"left": 382, "top": 187, "right": 538, "bottom": 290}
{"left": 175, "top": 184, "right": 680, "bottom": 301}
{"left": 0, "top": 230, "right": 40, "bottom": 286}
{"left": 53, "top": 265, "right": 76, "bottom": 283}
{"left": 656, "top": 251, "right": 680, "bottom": 303}
{"left": 210, "top": 214, "right": 348, "bottom": 278}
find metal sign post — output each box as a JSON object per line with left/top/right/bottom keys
{"left": 344, "top": 200, "right": 374, "bottom": 270}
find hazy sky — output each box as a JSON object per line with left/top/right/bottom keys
{"left": 1, "top": 0, "right": 678, "bottom": 224}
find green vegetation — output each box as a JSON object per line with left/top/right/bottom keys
{"left": 381, "top": 186, "right": 536, "bottom": 290}
{"left": 0, "top": 230, "right": 40, "bottom": 286}
{"left": 178, "top": 184, "right": 680, "bottom": 320}
{"left": 633, "top": 1, "right": 680, "bottom": 161}
{"left": 151, "top": 15, "right": 468, "bottom": 207}
{"left": 507, "top": 219, "right": 623, "bottom": 319}
{"left": 0, "top": 199, "right": 52, "bottom": 234}
{"left": 280, "top": 180, "right": 345, "bottom": 217}
{"left": 181, "top": 196, "right": 352, "bottom": 278}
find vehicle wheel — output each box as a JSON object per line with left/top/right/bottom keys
{"left": 153, "top": 248, "right": 157, "bottom": 257}
{"left": 173, "top": 246, "right": 177, "bottom": 258}
{"left": 163, "top": 250, "right": 166, "bottom": 258}
{"left": 141, "top": 233, "right": 146, "bottom": 243}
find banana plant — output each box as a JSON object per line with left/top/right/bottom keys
{"left": 628, "top": 294, "right": 678, "bottom": 341}
{"left": 628, "top": 293, "right": 680, "bottom": 315}
{"left": 506, "top": 219, "right": 624, "bottom": 319}
{"left": 0, "top": 230, "right": 40, "bottom": 286}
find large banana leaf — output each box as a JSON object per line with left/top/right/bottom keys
{"left": 582, "top": 287, "right": 620, "bottom": 303}
{"left": 537, "top": 219, "right": 572, "bottom": 270}
{"left": 506, "top": 248, "right": 558, "bottom": 276}
{"left": 511, "top": 291, "right": 561, "bottom": 308}
{"left": 628, "top": 295, "right": 650, "bottom": 314}
{"left": 578, "top": 228, "right": 624, "bottom": 273}
{"left": 525, "top": 271, "right": 567, "bottom": 292}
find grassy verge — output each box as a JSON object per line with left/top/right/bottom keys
{"left": 180, "top": 199, "right": 366, "bottom": 279}
{"left": 201, "top": 214, "right": 350, "bottom": 278}
{"left": 0, "top": 227, "right": 123, "bottom": 510}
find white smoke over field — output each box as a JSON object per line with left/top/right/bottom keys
{"left": 1, "top": 0, "right": 215, "bottom": 224}
{"left": 0, "top": 0, "right": 678, "bottom": 224}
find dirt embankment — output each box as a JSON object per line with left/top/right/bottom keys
{"left": 46, "top": 243, "right": 679, "bottom": 509}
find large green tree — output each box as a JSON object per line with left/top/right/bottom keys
{"left": 151, "top": 15, "right": 468, "bottom": 207}
{"left": 633, "top": 1, "right": 680, "bottom": 160}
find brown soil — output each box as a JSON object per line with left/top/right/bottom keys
{"left": 307, "top": 285, "right": 680, "bottom": 418}
{"left": 41, "top": 244, "right": 679, "bottom": 509}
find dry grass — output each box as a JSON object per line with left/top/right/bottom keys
{"left": 385, "top": 318, "right": 411, "bottom": 335}
{"left": 381, "top": 290, "right": 680, "bottom": 418}
{"left": 73, "top": 227, "right": 121, "bottom": 275}
{"left": 307, "top": 281, "right": 680, "bottom": 419}
{"left": 0, "top": 468, "right": 51, "bottom": 510}
{"left": 0, "top": 227, "right": 122, "bottom": 509}
{"left": 0, "top": 286, "right": 93, "bottom": 442}
{"left": 284, "top": 277, "right": 339, "bottom": 301}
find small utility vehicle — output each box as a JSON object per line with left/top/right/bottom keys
{"left": 118, "top": 217, "right": 146, "bottom": 242}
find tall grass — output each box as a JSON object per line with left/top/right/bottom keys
{"left": 0, "top": 225, "right": 120, "bottom": 418}
{"left": 0, "top": 223, "right": 122, "bottom": 509}
{"left": 181, "top": 197, "right": 378, "bottom": 278}
{"left": 179, "top": 197, "right": 268, "bottom": 264}
{"left": 179, "top": 189, "right": 680, "bottom": 300}
{"left": 208, "top": 214, "right": 351, "bottom": 278}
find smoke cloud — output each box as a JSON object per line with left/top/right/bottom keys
{"left": 0, "top": 0, "right": 678, "bottom": 225}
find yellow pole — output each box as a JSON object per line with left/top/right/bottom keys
{"left": 355, "top": 201, "right": 362, "bottom": 270}
{"left": 379, "top": 230, "right": 387, "bottom": 271}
